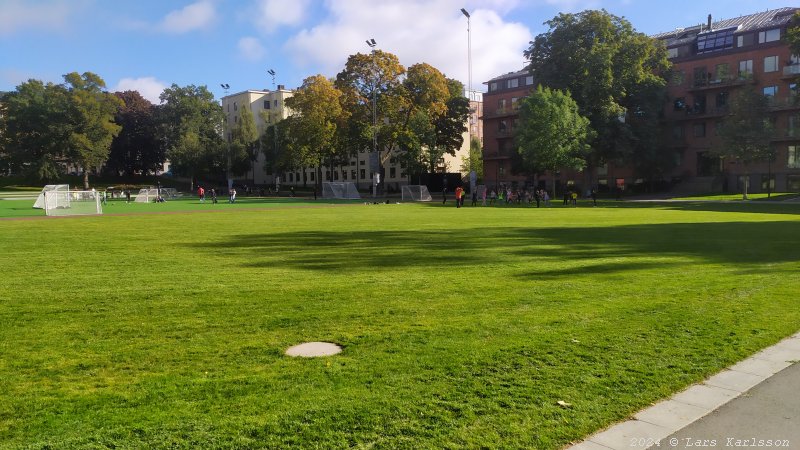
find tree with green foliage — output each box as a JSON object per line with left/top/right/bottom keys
{"left": 0, "top": 92, "right": 9, "bottom": 175}
{"left": 230, "top": 104, "right": 259, "bottom": 178}
{"left": 3, "top": 80, "right": 71, "bottom": 180}
{"left": 785, "top": 11, "right": 800, "bottom": 58}
{"left": 461, "top": 137, "right": 484, "bottom": 179}
{"left": 524, "top": 10, "right": 670, "bottom": 176}
{"left": 158, "top": 84, "right": 225, "bottom": 185}
{"left": 63, "top": 72, "right": 123, "bottom": 189}
{"left": 515, "top": 85, "right": 593, "bottom": 197}
{"left": 284, "top": 75, "right": 348, "bottom": 190}
{"left": 714, "top": 87, "right": 775, "bottom": 200}
{"left": 108, "top": 90, "right": 166, "bottom": 176}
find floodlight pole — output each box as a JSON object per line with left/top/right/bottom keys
{"left": 367, "top": 38, "right": 378, "bottom": 198}
{"left": 268, "top": 69, "right": 279, "bottom": 192}
{"left": 221, "top": 82, "right": 232, "bottom": 192}
{"left": 461, "top": 8, "right": 472, "bottom": 98}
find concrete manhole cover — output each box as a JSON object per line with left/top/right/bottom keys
{"left": 285, "top": 342, "right": 342, "bottom": 357}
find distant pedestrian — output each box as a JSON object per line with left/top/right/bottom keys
{"left": 198, "top": 186, "right": 205, "bottom": 203}
{"left": 442, "top": 187, "right": 447, "bottom": 205}
{"left": 290, "top": 186, "right": 295, "bottom": 197}
{"left": 455, "top": 186, "right": 463, "bottom": 208}
{"left": 489, "top": 190, "right": 496, "bottom": 206}
{"left": 125, "top": 189, "right": 131, "bottom": 203}
{"left": 591, "top": 189, "right": 597, "bottom": 206}
{"left": 229, "top": 188, "right": 236, "bottom": 203}
{"left": 543, "top": 190, "right": 550, "bottom": 206}
{"left": 471, "top": 191, "right": 477, "bottom": 207}
{"left": 481, "top": 188, "right": 487, "bottom": 206}
{"left": 534, "top": 189, "right": 541, "bottom": 208}
{"left": 571, "top": 191, "right": 577, "bottom": 206}
{"left": 211, "top": 188, "right": 218, "bottom": 204}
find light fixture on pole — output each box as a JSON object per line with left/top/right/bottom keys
{"left": 267, "top": 69, "right": 279, "bottom": 192}
{"left": 220, "top": 83, "right": 230, "bottom": 95}
{"left": 460, "top": 8, "right": 472, "bottom": 99}
{"left": 366, "top": 38, "right": 378, "bottom": 198}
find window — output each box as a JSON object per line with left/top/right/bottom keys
{"left": 758, "top": 28, "right": 780, "bottom": 43}
{"left": 490, "top": 82, "right": 498, "bottom": 91}
{"left": 737, "top": 33, "right": 754, "bottom": 48}
{"left": 334, "top": 171, "right": 339, "bottom": 180}
{"left": 508, "top": 78, "right": 519, "bottom": 88}
{"left": 788, "top": 175, "right": 800, "bottom": 191}
{"left": 342, "top": 171, "right": 347, "bottom": 180}
{"left": 264, "top": 100, "right": 270, "bottom": 109}
{"left": 511, "top": 97, "right": 520, "bottom": 110}
{"left": 716, "top": 91, "right": 729, "bottom": 108}
{"left": 360, "top": 160, "right": 365, "bottom": 165}
{"left": 234, "top": 102, "right": 237, "bottom": 111}
{"left": 672, "top": 125, "right": 684, "bottom": 140}
{"left": 499, "top": 120, "right": 507, "bottom": 132}
{"left": 288, "top": 173, "right": 293, "bottom": 182}
{"left": 789, "top": 146, "right": 800, "bottom": 168}
{"left": 713, "top": 63, "right": 729, "bottom": 82}
{"left": 498, "top": 98, "right": 507, "bottom": 111}
{"left": 714, "top": 121, "right": 723, "bottom": 136}
{"left": 764, "top": 56, "right": 778, "bottom": 73}
{"left": 351, "top": 170, "right": 356, "bottom": 180}
{"left": 674, "top": 97, "right": 685, "bottom": 111}
{"left": 390, "top": 167, "right": 396, "bottom": 178}
{"left": 693, "top": 122, "right": 706, "bottom": 137}
{"left": 763, "top": 86, "right": 778, "bottom": 97}
{"left": 360, "top": 169, "right": 366, "bottom": 179}
{"left": 525, "top": 76, "right": 534, "bottom": 85}
{"left": 696, "top": 28, "right": 735, "bottom": 54}
{"left": 738, "top": 60, "right": 753, "bottom": 78}
{"left": 789, "top": 115, "right": 800, "bottom": 137}
{"left": 671, "top": 70, "right": 684, "bottom": 86}
{"left": 274, "top": 100, "right": 278, "bottom": 107}
{"left": 668, "top": 47, "right": 678, "bottom": 58}
{"left": 693, "top": 66, "right": 707, "bottom": 87}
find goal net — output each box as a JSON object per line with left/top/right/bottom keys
{"left": 401, "top": 185, "right": 432, "bottom": 201}
{"left": 33, "top": 184, "right": 70, "bottom": 209}
{"left": 134, "top": 188, "right": 177, "bottom": 202}
{"left": 43, "top": 190, "right": 102, "bottom": 216}
{"left": 322, "top": 182, "right": 361, "bottom": 199}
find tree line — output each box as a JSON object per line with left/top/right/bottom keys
{"left": 0, "top": 51, "right": 470, "bottom": 190}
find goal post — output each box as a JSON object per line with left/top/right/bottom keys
{"left": 401, "top": 185, "right": 432, "bottom": 202}
{"left": 322, "top": 182, "right": 361, "bottom": 199}
{"left": 33, "top": 184, "right": 70, "bottom": 209}
{"left": 43, "top": 190, "right": 102, "bottom": 216}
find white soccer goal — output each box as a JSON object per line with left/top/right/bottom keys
{"left": 43, "top": 190, "right": 102, "bottom": 216}
{"left": 401, "top": 185, "right": 432, "bottom": 202}
{"left": 33, "top": 184, "right": 70, "bottom": 209}
{"left": 322, "top": 182, "right": 361, "bottom": 199}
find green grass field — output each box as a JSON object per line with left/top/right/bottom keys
{"left": 1, "top": 197, "right": 799, "bottom": 449}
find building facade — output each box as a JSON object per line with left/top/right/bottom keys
{"left": 655, "top": 7, "right": 800, "bottom": 193}
{"left": 220, "top": 87, "right": 293, "bottom": 186}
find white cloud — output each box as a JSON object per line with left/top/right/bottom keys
{"left": 159, "top": 1, "right": 216, "bottom": 34}
{"left": 0, "top": 0, "right": 75, "bottom": 35}
{"left": 113, "top": 77, "right": 168, "bottom": 104}
{"left": 284, "top": 0, "right": 533, "bottom": 91}
{"left": 238, "top": 37, "right": 266, "bottom": 61}
{"left": 250, "top": 0, "right": 310, "bottom": 33}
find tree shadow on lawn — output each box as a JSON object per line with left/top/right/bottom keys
{"left": 187, "top": 220, "right": 800, "bottom": 276}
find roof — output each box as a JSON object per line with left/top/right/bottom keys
{"left": 653, "top": 7, "right": 798, "bottom": 45}
{"left": 484, "top": 68, "right": 529, "bottom": 84}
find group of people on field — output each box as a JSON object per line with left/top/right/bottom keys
{"left": 444, "top": 186, "right": 598, "bottom": 207}
{"left": 197, "top": 186, "right": 237, "bottom": 204}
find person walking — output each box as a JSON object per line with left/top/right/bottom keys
{"left": 211, "top": 188, "right": 218, "bottom": 204}
{"left": 229, "top": 188, "right": 236, "bottom": 203}
{"left": 590, "top": 188, "right": 597, "bottom": 206}
{"left": 442, "top": 187, "right": 447, "bottom": 205}
{"left": 197, "top": 185, "right": 205, "bottom": 203}
{"left": 534, "top": 189, "right": 541, "bottom": 208}
{"left": 543, "top": 190, "right": 550, "bottom": 206}
{"left": 471, "top": 190, "right": 478, "bottom": 207}
{"left": 571, "top": 190, "right": 578, "bottom": 206}
{"left": 455, "top": 186, "right": 463, "bottom": 208}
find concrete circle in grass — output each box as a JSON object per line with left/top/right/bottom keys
{"left": 285, "top": 342, "right": 342, "bottom": 357}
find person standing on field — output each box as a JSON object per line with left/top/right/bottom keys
{"left": 455, "top": 186, "right": 463, "bottom": 208}
{"left": 198, "top": 186, "right": 205, "bottom": 203}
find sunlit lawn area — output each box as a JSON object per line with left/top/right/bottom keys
{"left": 1, "top": 200, "right": 799, "bottom": 448}
{"left": 669, "top": 192, "right": 799, "bottom": 201}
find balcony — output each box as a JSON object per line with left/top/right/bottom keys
{"left": 782, "top": 64, "right": 800, "bottom": 79}
{"left": 767, "top": 96, "right": 800, "bottom": 111}
{"left": 689, "top": 75, "right": 753, "bottom": 92}
{"left": 482, "top": 107, "right": 519, "bottom": 119}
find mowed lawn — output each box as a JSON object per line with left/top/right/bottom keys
{"left": 1, "top": 200, "right": 799, "bottom": 449}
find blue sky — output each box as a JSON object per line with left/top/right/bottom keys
{"left": 1, "top": 0, "right": 794, "bottom": 103}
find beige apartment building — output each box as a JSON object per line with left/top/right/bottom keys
{"left": 220, "top": 87, "right": 293, "bottom": 185}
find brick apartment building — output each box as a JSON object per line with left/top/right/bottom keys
{"left": 482, "top": 7, "right": 800, "bottom": 194}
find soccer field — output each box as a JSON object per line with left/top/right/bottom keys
{"left": 1, "top": 200, "right": 799, "bottom": 449}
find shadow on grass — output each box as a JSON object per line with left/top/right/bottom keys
{"left": 187, "top": 220, "right": 800, "bottom": 276}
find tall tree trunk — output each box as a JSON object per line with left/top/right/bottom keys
{"left": 83, "top": 170, "right": 90, "bottom": 190}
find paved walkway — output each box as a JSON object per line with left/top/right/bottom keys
{"left": 568, "top": 332, "right": 800, "bottom": 450}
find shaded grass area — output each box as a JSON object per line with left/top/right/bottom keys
{"left": 670, "top": 192, "right": 799, "bottom": 201}
{"left": 1, "top": 204, "right": 799, "bottom": 448}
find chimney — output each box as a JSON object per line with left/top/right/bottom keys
{"left": 277, "top": 84, "right": 285, "bottom": 90}
{"left": 707, "top": 14, "right": 712, "bottom": 31}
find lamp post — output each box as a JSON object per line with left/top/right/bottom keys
{"left": 366, "top": 38, "right": 378, "bottom": 198}
{"left": 460, "top": 8, "right": 472, "bottom": 98}
{"left": 267, "top": 69, "right": 279, "bottom": 192}
{"left": 221, "top": 83, "right": 232, "bottom": 192}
